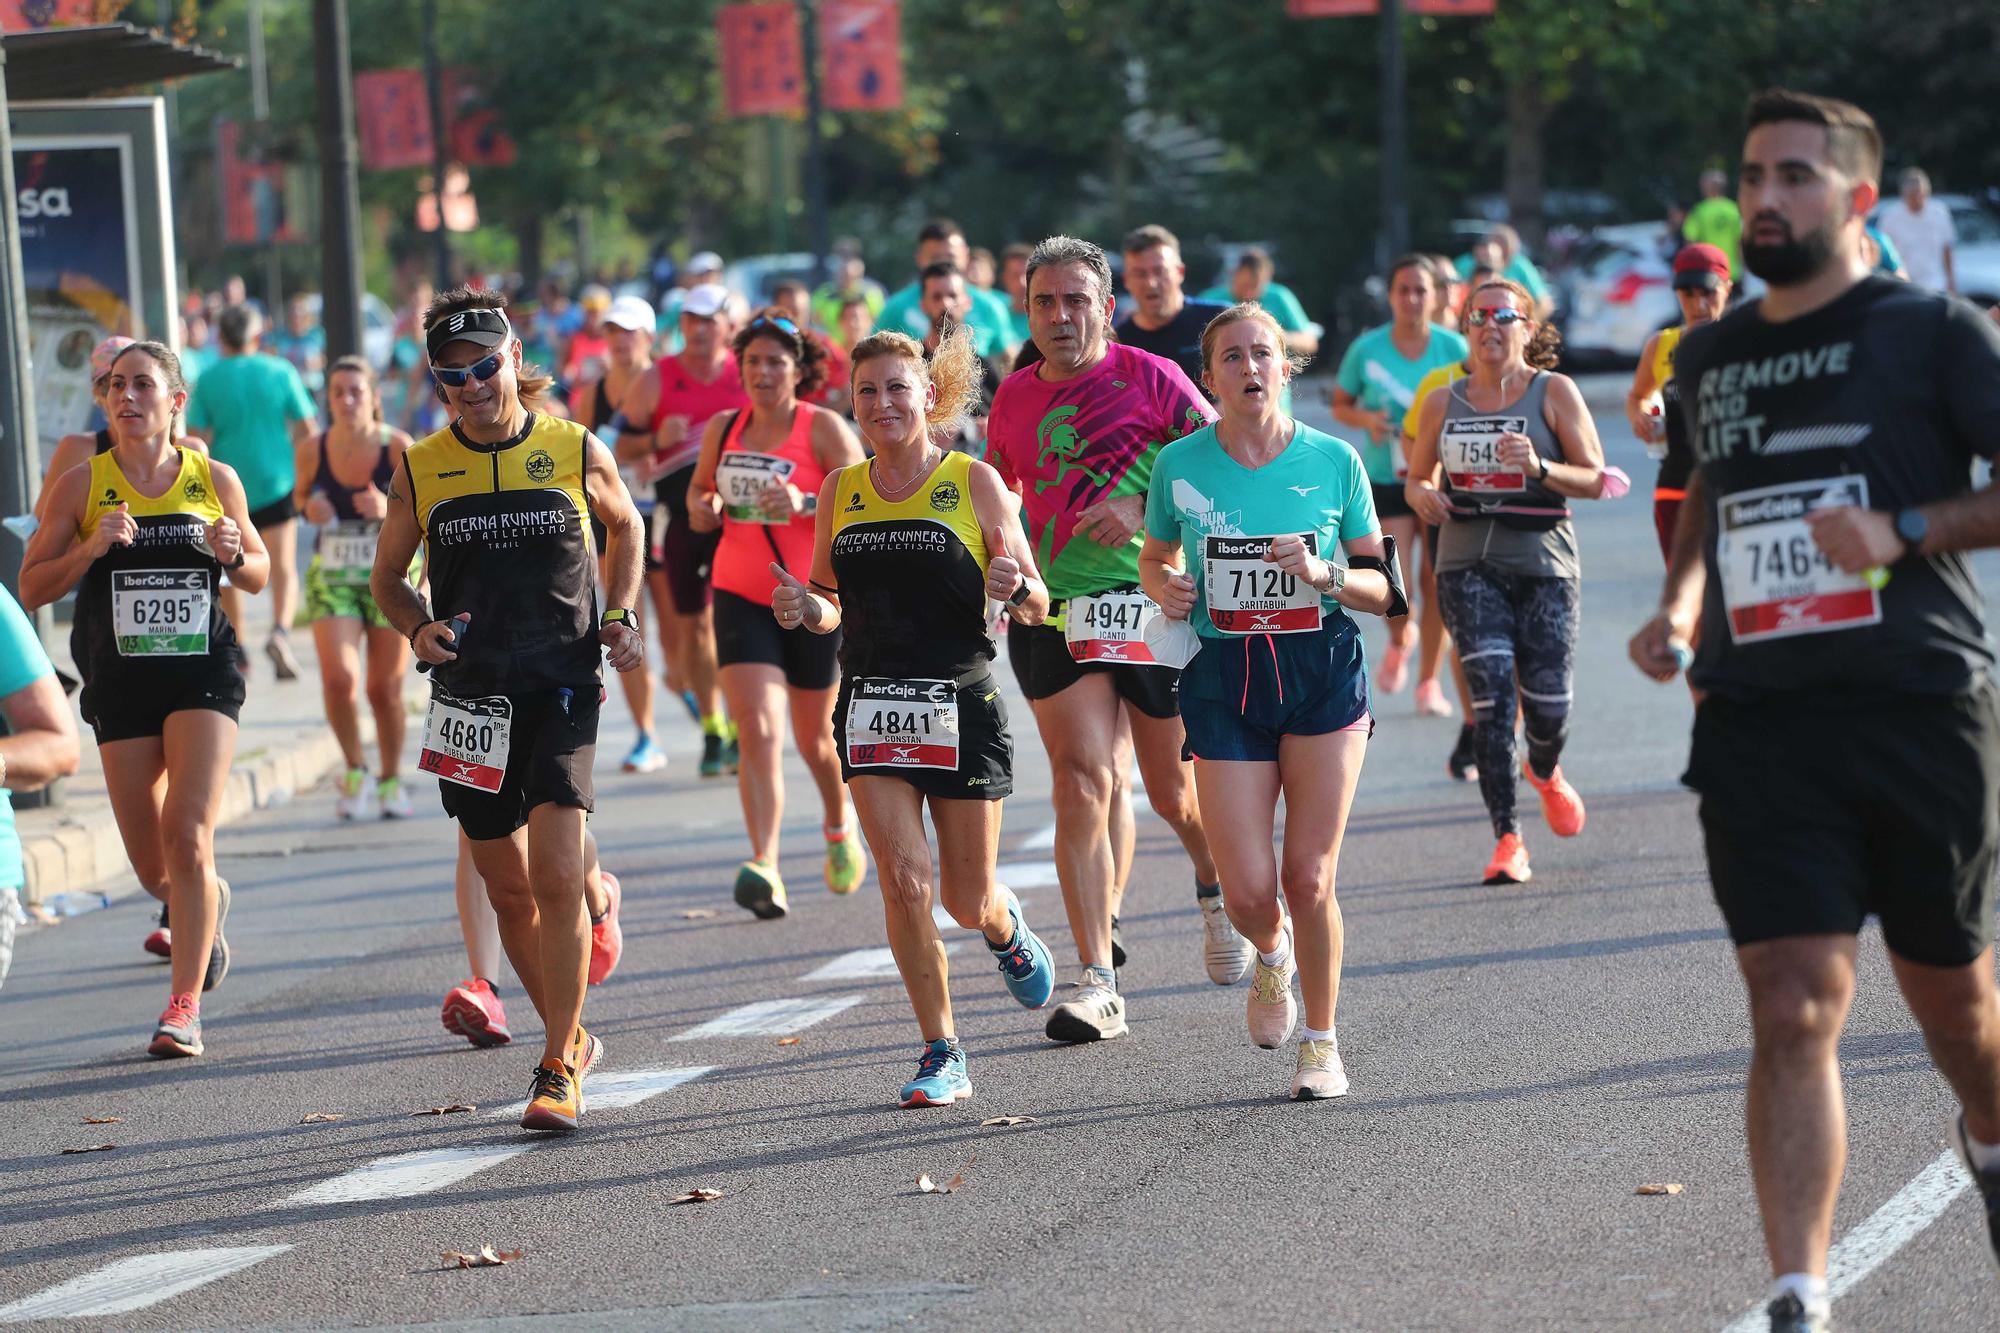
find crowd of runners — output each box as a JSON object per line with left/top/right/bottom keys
{"left": 17, "top": 86, "right": 2000, "bottom": 1333}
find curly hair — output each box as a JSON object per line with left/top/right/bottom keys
{"left": 423, "top": 284, "right": 556, "bottom": 408}
{"left": 1470, "top": 279, "right": 1562, "bottom": 371}
{"left": 1197, "top": 302, "right": 1312, "bottom": 384}
{"left": 731, "top": 305, "right": 830, "bottom": 398}
{"left": 847, "top": 322, "right": 980, "bottom": 444}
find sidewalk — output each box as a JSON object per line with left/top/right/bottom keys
{"left": 16, "top": 592, "right": 418, "bottom": 919}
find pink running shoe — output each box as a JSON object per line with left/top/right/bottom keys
{"left": 441, "top": 978, "right": 511, "bottom": 1048}
{"left": 589, "top": 871, "right": 623, "bottom": 985}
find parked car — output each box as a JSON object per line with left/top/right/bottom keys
{"left": 1554, "top": 222, "right": 1679, "bottom": 365}
{"left": 1869, "top": 193, "right": 2000, "bottom": 307}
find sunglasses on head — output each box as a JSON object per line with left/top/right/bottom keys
{"left": 1465, "top": 307, "right": 1528, "bottom": 328}
{"left": 431, "top": 349, "right": 507, "bottom": 387}
{"left": 746, "top": 315, "right": 800, "bottom": 337}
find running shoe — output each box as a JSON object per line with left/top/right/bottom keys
{"left": 1951, "top": 1112, "right": 2000, "bottom": 1275}
{"left": 265, "top": 630, "right": 302, "bottom": 681}
{"left": 1414, "top": 679, "right": 1454, "bottom": 717}
{"left": 1447, "top": 724, "right": 1478, "bottom": 783}
{"left": 1110, "top": 914, "right": 1126, "bottom": 969}
{"left": 1522, "top": 762, "right": 1587, "bottom": 837}
{"left": 588, "top": 871, "right": 623, "bottom": 985}
{"left": 1200, "top": 892, "right": 1253, "bottom": 985}
{"left": 1247, "top": 936, "right": 1297, "bottom": 1048}
{"left": 1376, "top": 640, "right": 1411, "bottom": 695}
{"left": 1292, "top": 1038, "right": 1350, "bottom": 1100}
{"left": 1763, "top": 1294, "right": 1830, "bottom": 1333}
{"left": 824, "top": 829, "right": 865, "bottom": 895}
{"left": 621, "top": 733, "right": 666, "bottom": 774}
{"left": 1483, "top": 833, "right": 1532, "bottom": 885}
{"left": 986, "top": 888, "right": 1054, "bottom": 1008}
{"left": 334, "top": 767, "right": 370, "bottom": 821}
{"left": 722, "top": 732, "right": 740, "bottom": 776}
{"left": 568, "top": 1025, "right": 603, "bottom": 1080}
{"left": 1045, "top": 965, "right": 1127, "bottom": 1043}
{"left": 520, "top": 1057, "right": 581, "bottom": 1133}
{"left": 376, "top": 776, "right": 415, "bottom": 819}
{"left": 143, "top": 903, "right": 171, "bottom": 959}
{"left": 678, "top": 689, "right": 702, "bottom": 724}
{"left": 699, "top": 731, "right": 726, "bottom": 778}
{"left": 732, "top": 859, "right": 788, "bottom": 920}
{"left": 899, "top": 1038, "right": 972, "bottom": 1107}
{"left": 147, "top": 993, "right": 202, "bottom": 1058}
{"left": 440, "top": 978, "right": 512, "bottom": 1048}
{"left": 203, "top": 878, "right": 231, "bottom": 993}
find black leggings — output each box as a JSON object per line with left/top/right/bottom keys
{"left": 1436, "top": 569, "right": 1579, "bottom": 838}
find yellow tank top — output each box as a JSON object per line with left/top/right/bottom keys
{"left": 1402, "top": 361, "right": 1470, "bottom": 442}
{"left": 79, "top": 446, "right": 224, "bottom": 537}
{"left": 1652, "top": 324, "right": 1682, "bottom": 390}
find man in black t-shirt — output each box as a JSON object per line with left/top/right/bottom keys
{"left": 1115, "top": 224, "right": 1226, "bottom": 397}
{"left": 1630, "top": 90, "right": 2000, "bottom": 1333}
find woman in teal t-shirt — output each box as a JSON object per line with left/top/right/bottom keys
{"left": 1140, "top": 302, "right": 1403, "bottom": 1104}
{"left": 1330, "top": 255, "right": 1468, "bottom": 706}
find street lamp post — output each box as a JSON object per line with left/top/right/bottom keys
{"left": 313, "top": 0, "right": 365, "bottom": 360}
{"left": 422, "top": 0, "right": 451, "bottom": 290}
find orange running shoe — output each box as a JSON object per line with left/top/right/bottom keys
{"left": 568, "top": 1024, "right": 603, "bottom": 1080}
{"left": 441, "top": 978, "right": 511, "bottom": 1048}
{"left": 1483, "top": 833, "right": 1532, "bottom": 886}
{"left": 1522, "top": 762, "right": 1587, "bottom": 837}
{"left": 520, "top": 1057, "right": 582, "bottom": 1132}
{"left": 588, "top": 871, "right": 623, "bottom": 985}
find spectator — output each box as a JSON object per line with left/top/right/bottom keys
{"left": 873, "top": 218, "right": 1019, "bottom": 358}
{"left": 811, "top": 241, "right": 884, "bottom": 331}
{"left": 269, "top": 293, "right": 327, "bottom": 398}
{"left": 0, "top": 583, "right": 82, "bottom": 979}
{"left": 1200, "top": 246, "right": 1319, "bottom": 357}
{"left": 1877, "top": 166, "right": 1957, "bottom": 293}
{"left": 185, "top": 303, "right": 318, "bottom": 680}
{"left": 1680, "top": 168, "right": 1743, "bottom": 281}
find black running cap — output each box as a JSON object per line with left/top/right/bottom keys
{"left": 426, "top": 307, "right": 513, "bottom": 361}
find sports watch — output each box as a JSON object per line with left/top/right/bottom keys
{"left": 1006, "top": 578, "right": 1032, "bottom": 607}
{"left": 1893, "top": 507, "right": 1928, "bottom": 555}
{"left": 601, "top": 607, "right": 639, "bottom": 632}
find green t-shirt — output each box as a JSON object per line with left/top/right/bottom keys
{"left": 0, "top": 587, "right": 51, "bottom": 891}
{"left": 1146, "top": 422, "right": 1378, "bottom": 638}
{"left": 1453, "top": 252, "right": 1551, "bottom": 304}
{"left": 1333, "top": 323, "right": 1470, "bottom": 483}
{"left": 1198, "top": 280, "right": 1311, "bottom": 332}
{"left": 185, "top": 353, "right": 316, "bottom": 510}
{"left": 1682, "top": 196, "right": 1744, "bottom": 279}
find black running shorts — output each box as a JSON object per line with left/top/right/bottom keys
{"left": 1684, "top": 683, "right": 2000, "bottom": 967}
{"left": 84, "top": 664, "right": 246, "bottom": 744}
{"left": 1005, "top": 615, "right": 1180, "bottom": 720}
{"left": 835, "top": 670, "right": 1012, "bottom": 800}
{"left": 432, "top": 686, "right": 599, "bottom": 841}
{"left": 713, "top": 588, "right": 841, "bottom": 690}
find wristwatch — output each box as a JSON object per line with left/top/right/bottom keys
{"left": 1536, "top": 453, "right": 1551, "bottom": 482}
{"left": 1321, "top": 563, "right": 1347, "bottom": 595}
{"left": 226, "top": 551, "right": 246, "bottom": 571}
{"left": 601, "top": 607, "right": 639, "bottom": 632}
{"left": 1006, "top": 578, "right": 1032, "bottom": 607}
{"left": 1894, "top": 507, "right": 1928, "bottom": 555}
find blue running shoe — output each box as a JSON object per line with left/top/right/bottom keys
{"left": 899, "top": 1038, "right": 971, "bottom": 1108}
{"left": 621, "top": 732, "right": 666, "bottom": 773}
{"left": 679, "top": 689, "right": 702, "bottom": 724}
{"left": 987, "top": 888, "right": 1054, "bottom": 1009}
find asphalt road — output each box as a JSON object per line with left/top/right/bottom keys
{"left": 1, "top": 380, "right": 1995, "bottom": 1331}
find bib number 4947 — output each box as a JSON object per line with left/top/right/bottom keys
{"left": 419, "top": 693, "right": 513, "bottom": 793}
{"left": 1064, "top": 591, "right": 1163, "bottom": 664}
{"left": 1204, "top": 534, "right": 1322, "bottom": 635}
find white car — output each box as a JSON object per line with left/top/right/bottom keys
{"left": 1555, "top": 223, "right": 1680, "bottom": 364}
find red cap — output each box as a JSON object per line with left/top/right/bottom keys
{"left": 1672, "top": 243, "right": 1732, "bottom": 289}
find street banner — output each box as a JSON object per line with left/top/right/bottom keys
{"left": 718, "top": 2, "right": 805, "bottom": 117}
{"left": 355, "top": 69, "right": 516, "bottom": 171}
{"left": 0, "top": 0, "right": 99, "bottom": 30}
{"left": 215, "top": 119, "right": 298, "bottom": 247}
{"left": 1286, "top": 0, "right": 1377, "bottom": 15}
{"left": 822, "top": 0, "right": 903, "bottom": 112}
{"left": 1409, "top": 0, "right": 1496, "bottom": 13}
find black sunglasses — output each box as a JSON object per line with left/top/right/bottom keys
{"left": 431, "top": 349, "right": 507, "bottom": 388}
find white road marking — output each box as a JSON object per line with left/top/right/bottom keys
{"left": 270, "top": 1145, "right": 532, "bottom": 1208}
{"left": 995, "top": 860, "right": 1060, "bottom": 889}
{"left": 489, "top": 1065, "right": 713, "bottom": 1118}
{"left": 1719, "top": 1149, "right": 1972, "bottom": 1332}
{"left": 804, "top": 947, "right": 957, "bottom": 981}
{"left": 0, "top": 1246, "right": 292, "bottom": 1322}
{"left": 1018, "top": 822, "right": 1056, "bottom": 852}
{"left": 671, "top": 995, "right": 863, "bottom": 1041}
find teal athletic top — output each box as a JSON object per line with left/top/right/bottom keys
{"left": 1334, "top": 322, "right": 1470, "bottom": 484}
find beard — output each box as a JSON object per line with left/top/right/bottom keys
{"left": 1742, "top": 216, "right": 1838, "bottom": 286}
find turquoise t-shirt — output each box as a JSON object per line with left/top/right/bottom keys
{"left": 1334, "top": 323, "right": 1471, "bottom": 483}
{"left": 874, "top": 282, "right": 1007, "bottom": 357}
{"left": 1198, "top": 280, "right": 1311, "bottom": 333}
{"left": 0, "top": 588, "right": 52, "bottom": 891}
{"left": 1454, "top": 252, "right": 1551, "bottom": 305}
{"left": 185, "top": 353, "right": 316, "bottom": 510}
{"left": 1146, "top": 421, "right": 1378, "bottom": 639}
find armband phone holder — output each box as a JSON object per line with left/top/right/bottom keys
{"left": 1349, "top": 535, "right": 1410, "bottom": 619}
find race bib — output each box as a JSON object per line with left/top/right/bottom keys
{"left": 1204, "top": 534, "right": 1321, "bottom": 635}
{"left": 716, "top": 452, "right": 797, "bottom": 525}
{"left": 845, "top": 678, "right": 959, "bottom": 771}
{"left": 1717, "top": 476, "right": 1882, "bottom": 644}
{"left": 1441, "top": 415, "right": 1529, "bottom": 494}
{"left": 418, "top": 693, "right": 513, "bottom": 793}
{"left": 1064, "top": 590, "right": 1163, "bottom": 665}
{"left": 112, "top": 569, "right": 210, "bottom": 656}
{"left": 319, "top": 520, "right": 379, "bottom": 586}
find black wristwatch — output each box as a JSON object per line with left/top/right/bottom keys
{"left": 1893, "top": 507, "right": 1928, "bottom": 556}
{"left": 1006, "top": 578, "right": 1032, "bottom": 608}
{"left": 1536, "top": 453, "right": 1551, "bottom": 482}
{"left": 601, "top": 607, "right": 639, "bottom": 633}
{"left": 226, "top": 551, "right": 246, "bottom": 571}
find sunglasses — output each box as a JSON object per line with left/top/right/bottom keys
{"left": 1465, "top": 307, "right": 1529, "bottom": 328}
{"left": 746, "top": 315, "right": 801, "bottom": 337}
{"left": 431, "top": 349, "right": 507, "bottom": 387}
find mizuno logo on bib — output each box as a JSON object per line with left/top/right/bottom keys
{"left": 112, "top": 569, "right": 209, "bottom": 656}
{"left": 319, "top": 520, "right": 380, "bottom": 586}
{"left": 1716, "top": 476, "right": 1882, "bottom": 643}
{"left": 845, "top": 678, "right": 959, "bottom": 770}
{"left": 1441, "top": 415, "right": 1529, "bottom": 494}
{"left": 1204, "top": 534, "right": 1321, "bottom": 635}
{"left": 1064, "top": 590, "right": 1164, "bottom": 664}
{"left": 419, "top": 692, "right": 513, "bottom": 793}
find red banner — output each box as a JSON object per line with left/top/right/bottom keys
{"left": 821, "top": 0, "right": 902, "bottom": 112}
{"left": 217, "top": 120, "right": 300, "bottom": 246}
{"left": 718, "top": 2, "right": 805, "bottom": 116}
{"left": 1286, "top": 0, "right": 1376, "bottom": 14}
{"left": 1409, "top": 0, "right": 1495, "bottom": 13}
{"left": 353, "top": 68, "right": 517, "bottom": 171}
{"left": 0, "top": 0, "right": 99, "bottom": 31}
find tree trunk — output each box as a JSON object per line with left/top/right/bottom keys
{"left": 515, "top": 209, "right": 544, "bottom": 294}
{"left": 1504, "top": 77, "right": 1550, "bottom": 253}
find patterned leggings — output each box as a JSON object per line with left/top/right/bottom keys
{"left": 1435, "top": 569, "right": 1580, "bottom": 838}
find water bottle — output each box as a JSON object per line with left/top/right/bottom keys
{"left": 1644, "top": 407, "right": 1668, "bottom": 462}
{"left": 46, "top": 891, "right": 110, "bottom": 917}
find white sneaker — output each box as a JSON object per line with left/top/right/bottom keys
{"left": 1247, "top": 935, "right": 1296, "bottom": 1048}
{"left": 376, "top": 777, "right": 416, "bottom": 819}
{"left": 1200, "top": 893, "right": 1252, "bottom": 985}
{"left": 1291, "top": 1038, "right": 1348, "bottom": 1100}
{"left": 334, "top": 768, "right": 370, "bottom": 821}
{"left": 1044, "top": 965, "right": 1128, "bottom": 1043}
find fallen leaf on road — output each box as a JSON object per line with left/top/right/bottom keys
{"left": 61, "top": 1144, "right": 116, "bottom": 1155}
{"left": 441, "top": 1245, "right": 522, "bottom": 1269}
{"left": 775, "top": 1037, "right": 800, "bottom": 1046}
{"left": 300, "top": 1113, "right": 343, "bottom": 1124}
{"left": 1635, "top": 1183, "right": 1684, "bottom": 1196}
{"left": 979, "top": 1115, "right": 1036, "bottom": 1128}
{"left": 668, "top": 1188, "right": 724, "bottom": 1205}
{"left": 81, "top": 1116, "right": 122, "bottom": 1125}
{"left": 918, "top": 1158, "right": 971, "bottom": 1195}
{"left": 917, "top": 1173, "right": 949, "bottom": 1194}
{"left": 680, "top": 908, "right": 717, "bottom": 920}
{"left": 412, "top": 1104, "right": 477, "bottom": 1116}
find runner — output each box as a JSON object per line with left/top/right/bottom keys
{"left": 987, "top": 235, "right": 1235, "bottom": 1046}
{"left": 297, "top": 355, "right": 418, "bottom": 820}
{"left": 1141, "top": 302, "right": 1402, "bottom": 1099}
{"left": 617, "top": 283, "right": 747, "bottom": 777}
{"left": 371, "top": 287, "right": 646, "bottom": 1133}
{"left": 770, "top": 322, "right": 1056, "bottom": 1105}
{"left": 1405, "top": 277, "right": 1608, "bottom": 886}
{"left": 1116, "top": 224, "right": 1227, "bottom": 393}
{"left": 33, "top": 336, "right": 134, "bottom": 522}
{"left": 1331, "top": 256, "right": 1468, "bottom": 709}
{"left": 688, "top": 308, "right": 866, "bottom": 919}
{"left": 1623, "top": 243, "right": 1732, "bottom": 562}
{"left": 20, "top": 341, "right": 268, "bottom": 1058}
{"left": 578, "top": 294, "right": 668, "bottom": 773}
{"left": 1628, "top": 90, "right": 2000, "bottom": 1333}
